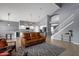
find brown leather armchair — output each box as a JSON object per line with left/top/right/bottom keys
{"left": 0, "top": 38, "right": 8, "bottom": 48}
{"left": 0, "top": 38, "right": 16, "bottom": 56}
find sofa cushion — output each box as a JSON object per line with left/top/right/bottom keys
{"left": 36, "top": 32, "right": 42, "bottom": 39}
{"left": 23, "top": 33, "right": 31, "bottom": 40}
{"left": 30, "top": 32, "right": 37, "bottom": 39}
{"left": 25, "top": 39, "right": 38, "bottom": 43}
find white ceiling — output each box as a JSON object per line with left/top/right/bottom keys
{"left": 0, "top": 3, "right": 59, "bottom": 22}
{"left": 51, "top": 15, "right": 60, "bottom": 23}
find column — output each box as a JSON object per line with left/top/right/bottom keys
{"left": 47, "top": 15, "right": 51, "bottom": 39}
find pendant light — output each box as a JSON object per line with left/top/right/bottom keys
{"left": 8, "top": 13, "right": 10, "bottom": 26}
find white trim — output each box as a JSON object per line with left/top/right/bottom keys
{"left": 51, "top": 39, "right": 79, "bottom": 45}
{"left": 71, "top": 41, "right": 79, "bottom": 45}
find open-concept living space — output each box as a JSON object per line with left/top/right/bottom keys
{"left": 0, "top": 3, "right": 79, "bottom": 56}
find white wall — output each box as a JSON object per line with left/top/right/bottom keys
{"left": 0, "top": 21, "right": 19, "bottom": 39}
{"left": 0, "top": 21, "right": 19, "bottom": 33}
{"left": 37, "top": 16, "right": 47, "bottom": 26}
{"left": 72, "top": 13, "right": 79, "bottom": 43}
{"left": 34, "top": 26, "right": 40, "bottom": 32}
{"left": 56, "top": 4, "right": 79, "bottom": 24}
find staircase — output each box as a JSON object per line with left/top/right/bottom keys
{"left": 51, "top": 8, "right": 79, "bottom": 39}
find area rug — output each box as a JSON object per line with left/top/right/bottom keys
{"left": 12, "top": 42, "right": 65, "bottom": 56}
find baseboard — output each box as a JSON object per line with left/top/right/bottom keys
{"left": 71, "top": 41, "right": 79, "bottom": 45}
{"left": 51, "top": 39, "right": 79, "bottom": 45}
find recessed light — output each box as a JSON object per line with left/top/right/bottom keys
{"left": 8, "top": 13, "right": 10, "bottom": 16}
{"left": 8, "top": 24, "right": 10, "bottom": 26}
{"left": 40, "top": 8, "right": 42, "bottom": 10}
{"left": 38, "top": 16, "right": 40, "bottom": 18}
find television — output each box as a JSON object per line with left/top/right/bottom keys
{"left": 26, "top": 27, "right": 30, "bottom": 30}
{"left": 16, "top": 32, "right": 20, "bottom": 37}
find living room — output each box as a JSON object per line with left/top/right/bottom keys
{"left": 0, "top": 3, "right": 79, "bottom": 56}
